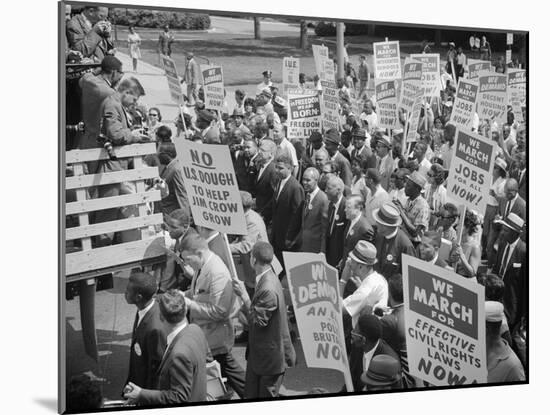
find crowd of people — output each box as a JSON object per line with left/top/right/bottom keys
{"left": 64, "top": 5, "right": 527, "bottom": 412}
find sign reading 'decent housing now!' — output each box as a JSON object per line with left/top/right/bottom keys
{"left": 175, "top": 139, "right": 247, "bottom": 235}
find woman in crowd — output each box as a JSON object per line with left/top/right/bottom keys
{"left": 482, "top": 157, "right": 508, "bottom": 257}
{"left": 146, "top": 107, "right": 165, "bottom": 138}
{"left": 425, "top": 163, "right": 448, "bottom": 229}
{"left": 127, "top": 26, "right": 142, "bottom": 73}
{"left": 451, "top": 209, "right": 482, "bottom": 278}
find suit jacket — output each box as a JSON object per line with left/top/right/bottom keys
{"left": 348, "top": 339, "right": 400, "bottom": 391}
{"left": 497, "top": 195, "right": 526, "bottom": 221}
{"left": 185, "top": 253, "right": 236, "bottom": 355}
{"left": 138, "top": 323, "right": 208, "bottom": 405}
{"left": 247, "top": 270, "right": 296, "bottom": 375}
{"left": 341, "top": 215, "right": 375, "bottom": 266}
{"left": 127, "top": 301, "right": 168, "bottom": 390}
{"left": 326, "top": 197, "right": 349, "bottom": 267}
{"left": 272, "top": 176, "right": 305, "bottom": 252}
{"left": 351, "top": 146, "right": 378, "bottom": 170}
{"left": 78, "top": 72, "right": 116, "bottom": 150}
{"left": 332, "top": 152, "right": 353, "bottom": 188}
{"left": 183, "top": 58, "right": 201, "bottom": 86}
{"left": 255, "top": 160, "right": 277, "bottom": 223}
{"left": 510, "top": 169, "right": 527, "bottom": 202}
{"left": 233, "top": 152, "right": 254, "bottom": 194}
{"left": 300, "top": 189, "right": 329, "bottom": 253}
{"left": 158, "top": 31, "right": 174, "bottom": 55}
{"left": 159, "top": 159, "right": 191, "bottom": 217}
{"left": 495, "top": 239, "right": 527, "bottom": 329}
{"left": 66, "top": 14, "right": 113, "bottom": 61}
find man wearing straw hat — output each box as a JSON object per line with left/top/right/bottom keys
{"left": 376, "top": 134, "right": 395, "bottom": 191}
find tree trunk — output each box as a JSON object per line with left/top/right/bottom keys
{"left": 254, "top": 17, "right": 262, "bottom": 40}
{"left": 434, "top": 29, "right": 442, "bottom": 47}
{"left": 299, "top": 20, "right": 308, "bottom": 50}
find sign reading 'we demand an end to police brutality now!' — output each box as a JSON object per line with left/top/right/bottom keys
{"left": 403, "top": 255, "right": 487, "bottom": 387}
{"left": 447, "top": 128, "right": 497, "bottom": 216}
{"left": 175, "top": 139, "right": 247, "bottom": 235}
{"left": 283, "top": 252, "right": 353, "bottom": 391}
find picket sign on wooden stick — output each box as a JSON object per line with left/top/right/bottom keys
{"left": 179, "top": 105, "right": 188, "bottom": 134}
{"left": 403, "top": 110, "right": 409, "bottom": 157}
{"left": 453, "top": 205, "right": 467, "bottom": 272}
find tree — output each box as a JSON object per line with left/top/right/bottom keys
{"left": 300, "top": 20, "right": 308, "bottom": 50}
{"left": 254, "top": 17, "right": 262, "bottom": 40}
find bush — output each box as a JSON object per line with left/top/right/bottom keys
{"left": 109, "top": 8, "right": 210, "bottom": 30}
{"left": 314, "top": 22, "right": 336, "bottom": 36}
{"left": 314, "top": 22, "right": 371, "bottom": 36}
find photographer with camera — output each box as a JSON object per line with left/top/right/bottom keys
{"left": 94, "top": 77, "right": 150, "bottom": 247}
{"left": 66, "top": 6, "right": 115, "bottom": 62}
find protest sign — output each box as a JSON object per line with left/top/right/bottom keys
{"left": 450, "top": 78, "right": 479, "bottom": 130}
{"left": 406, "top": 90, "right": 424, "bottom": 143}
{"left": 200, "top": 65, "right": 225, "bottom": 112}
{"left": 376, "top": 79, "right": 399, "bottom": 130}
{"left": 402, "top": 255, "right": 487, "bottom": 386}
{"left": 316, "top": 51, "right": 340, "bottom": 131}
{"left": 410, "top": 53, "right": 441, "bottom": 97}
{"left": 283, "top": 57, "right": 300, "bottom": 98}
{"left": 162, "top": 55, "right": 185, "bottom": 105}
{"left": 506, "top": 49, "right": 512, "bottom": 65}
{"left": 312, "top": 44, "right": 330, "bottom": 80}
{"left": 283, "top": 252, "right": 353, "bottom": 391}
{"left": 174, "top": 139, "right": 247, "bottom": 235}
{"left": 476, "top": 72, "right": 508, "bottom": 125}
{"left": 399, "top": 58, "right": 424, "bottom": 113}
{"left": 447, "top": 127, "right": 497, "bottom": 215}
{"left": 508, "top": 69, "right": 526, "bottom": 122}
{"left": 287, "top": 91, "right": 322, "bottom": 140}
{"left": 467, "top": 59, "right": 491, "bottom": 80}
{"left": 373, "top": 40, "right": 402, "bottom": 80}
{"left": 507, "top": 33, "right": 514, "bottom": 45}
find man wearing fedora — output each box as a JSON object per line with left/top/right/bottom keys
{"left": 394, "top": 171, "right": 430, "bottom": 243}
{"left": 376, "top": 135, "right": 395, "bottom": 191}
{"left": 324, "top": 128, "right": 353, "bottom": 188}
{"left": 373, "top": 203, "right": 416, "bottom": 279}
{"left": 493, "top": 213, "right": 527, "bottom": 339}
{"left": 341, "top": 241, "right": 388, "bottom": 327}
{"left": 351, "top": 128, "right": 377, "bottom": 169}
{"left": 360, "top": 354, "right": 403, "bottom": 391}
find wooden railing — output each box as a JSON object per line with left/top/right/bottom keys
{"left": 65, "top": 143, "right": 166, "bottom": 282}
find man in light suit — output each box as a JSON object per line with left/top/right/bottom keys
{"left": 376, "top": 135, "right": 395, "bottom": 191}
{"left": 324, "top": 128, "right": 353, "bottom": 188}
{"left": 179, "top": 233, "right": 246, "bottom": 398}
{"left": 124, "top": 290, "right": 208, "bottom": 404}
{"left": 325, "top": 176, "right": 349, "bottom": 267}
{"left": 271, "top": 154, "right": 305, "bottom": 270}
{"left": 299, "top": 168, "right": 329, "bottom": 253}
{"left": 341, "top": 194, "right": 375, "bottom": 270}
{"left": 181, "top": 52, "right": 201, "bottom": 105}
{"left": 232, "top": 242, "right": 296, "bottom": 398}
{"left": 66, "top": 6, "right": 114, "bottom": 61}
{"left": 124, "top": 271, "right": 168, "bottom": 393}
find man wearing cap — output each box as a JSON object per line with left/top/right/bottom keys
{"left": 358, "top": 55, "right": 369, "bottom": 95}
{"left": 273, "top": 123, "right": 298, "bottom": 177}
{"left": 271, "top": 154, "right": 305, "bottom": 267}
{"left": 298, "top": 168, "right": 329, "bottom": 253}
{"left": 256, "top": 70, "right": 273, "bottom": 96}
{"left": 360, "top": 354, "right": 403, "bottom": 391}
{"left": 325, "top": 176, "right": 349, "bottom": 268}
{"left": 182, "top": 52, "right": 200, "bottom": 106}
{"left": 485, "top": 301, "right": 525, "bottom": 383}
{"left": 373, "top": 204, "right": 416, "bottom": 279}
{"left": 255, "top": 140, "right": 278, "bottom": 224}
{"left": 418, "top": 231, "right": 451, "bottom": 269}
{"left": 324, "top": 128, "right": 353, "bottom": 188}
{"left": 493, "top": 213, "right": 527, "bottom": 335}
{"left": 376, "top": 135, "right": 395, "bottom": 190}
{"left": 77, "top": 56, "right": 123, "bottom": 152}
{"left": 351, "top": 128, "right": 377, "bottom": 169}
{"left": 346, "top": 314, "right": 397, "bottom": 391}
{"left": 395, "top": 171, "right": 430, "bottom": 243}
{"left": 364, "top": 168, "right": 391, "bottom": 228}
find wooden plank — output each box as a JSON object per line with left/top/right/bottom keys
{"left": 66, "top": 167, "right": 159, "bottom": 190}
{"left": 72, "top": 164, "right": 93, "bottom": 252}
{"left": 66, "top": 236, "right": 167, "bottom": 276}
{"left": 66, "top": 256, "right": 167, "bottom": 283}
{"left": 133, "top": 157, "right": 151, "bottom": 240}
{"left": 66, "top": 190, "right": 162, "bottom": 215}
{"left": 66, "top": 213, "right": 163, "bottom": 241}
{"left": 66, "top": 143, "right": 157, "bottom": 164}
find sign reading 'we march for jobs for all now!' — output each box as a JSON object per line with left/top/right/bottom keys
{"left": 174, "top": 139, "right": 247, "bottom": 235}
{"left": 450, "top": 78, "right": 479, "bottom": 130}
{"left": 402, "top": 255, "right": 487, "bottom": 387}
{"left": 447, "top": 128, "right": 497, "bottom": 216}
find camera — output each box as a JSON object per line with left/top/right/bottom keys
{"left": 66, "top": 121, "right": 85, "bottom": 133}
{"left": 97, "top": 133, "right": 117, "bottom": 160}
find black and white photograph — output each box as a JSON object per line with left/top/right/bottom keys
{"left": 55, "top": 0, "right": 534, "bottom": 413}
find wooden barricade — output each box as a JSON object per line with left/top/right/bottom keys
{"left": 65, "top": 143, "right": 166, "bottom": 283}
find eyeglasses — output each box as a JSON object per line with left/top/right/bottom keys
{"left": 149, "top": 113, "right": 159, "bottom": 117}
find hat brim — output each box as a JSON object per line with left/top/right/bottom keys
{"left": 405, "top": 175, "right": 425, "bottom": 188}
{"left": 373, "top": 208, "right": 402, "bottom": 227}
{"left": 349, "top": 251, "right": 377, "bottom": 266}
{"left": 360, "top": 372, "right": 402, "bottom": 387}
{"left": 494, "top": 219, "right": 523, "bottom": 233}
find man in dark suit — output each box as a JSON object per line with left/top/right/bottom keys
{"left": 157, "top": 142, "right": 191, "bottom": 218}
{"left": 510, "top": 152, "right": 527, "bottom": 201}
{"left": 325, "top": 176, "right": 348, "bottom": 267}
{"left": 341, "top": 195, "right": 374, "bottom": 270}
{"left": 254, "top": 140, "right": 278, "bottom": 224}
{"left": 350, "top": 128, "right": 377, "bottom": 169}
{"left": 234, "top": 138, "right": 259, "bottom": 195}
{"left": 493, "top": 213, "right": 527, "bottom": 334}
{"left": 124, "top": 290, "right": 208, "bottom": 404}
{"left": 232, "top": 242, "right": 296, "bottom": 398}
{"left": 66, "top": 6, "right": 114, "bottom": 61}
{"left": 298, "top": 168, "right": 329, "bottom": 253}
{"left": 418, "top": 231, "right": 452, "bottom": 269}
{"left": 347, "top": 314, "right": 401, "bottom": 391}
{"left": 77, "top": 56, "right": 122, "bottom": 152}
{"left": 324, "top": 128, "right": 353, "bottom": 188}
{"left": 124, "top": 272, "right": 168, "bottom": 393}
{"left": 271, "top": 154, "right": 305, "bottom": 269}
